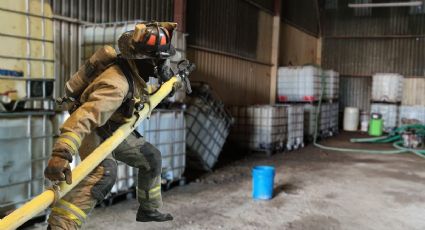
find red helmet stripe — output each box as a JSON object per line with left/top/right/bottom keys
{"left": 147, "top": 35, "right": 156, "bottom": 46}
{"left": 160, "top": 35, "right": 167, "bottom": 45}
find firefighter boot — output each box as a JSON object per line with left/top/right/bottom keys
{"left": 136, "top": 208, "right": 173, "bottom": 222}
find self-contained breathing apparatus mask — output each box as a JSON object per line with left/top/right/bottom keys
{"left": 132, "top": 59, "right": 174, "bottom": 84}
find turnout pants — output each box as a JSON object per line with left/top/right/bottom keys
{"left": 47, "top": 131, "right": 163, "bottom": 230}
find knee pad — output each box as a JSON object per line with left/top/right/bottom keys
{"left": 91, "top": 159, "right": 117, "bottom": 202}
{"left": 139, "top": 143, "right": 162, "bottom": 175}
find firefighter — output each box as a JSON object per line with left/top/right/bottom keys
{"left": 44, "top": 22, "right": 177, "bottom": 229}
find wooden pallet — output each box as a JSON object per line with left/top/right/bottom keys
{"left": 286, "top": 142, "right": 305, "bottom": 151}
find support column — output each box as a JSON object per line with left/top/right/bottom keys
{"left": 316, "top": 37, "right": 322, "bottom": 65}
{"left": 174, "top": 0, "right": 186, "bottom": 32}
{"left": 269, "top": 0, "right": 281, "bottom": 104}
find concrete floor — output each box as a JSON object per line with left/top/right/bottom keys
{"left": 28, "top": 132, "right": 425, "bottom": 230}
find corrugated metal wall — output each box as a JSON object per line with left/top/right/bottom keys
{"left": 339, "top": 76, "right": 371, "bottom": 112}
{"left": 323, "top": 38, "right": 425, "bottom": 76}
{"left": 321, "top": 0, "right": 425, "bottom": 36}
{"left": 187, "top": 0, "right": 259, "bottom": 59}
{"left": 403, "top": 77, "right": 425, "bottom": 106}
{"left": 186, "top": 49, "right": 271, "bottom": 105}
{"left": 50, "top": 0, "right": 173, "bottom": 22}
{"left": 49, "top": 0, "right": 174, "bottom": 96}
{"left": 186, "top": 0, "right": 274, "bottom": 105}
{"left": 282, "top": 0, "right": 319, "bottom": 36}
{"left": 279, "top": 23, "right": 319, "bottom": 66}
{"left": 256, "top": 10, "right": 274, "bottom": 64}
{"left": 321, "top": 0, "right": 425, "bottom": 77}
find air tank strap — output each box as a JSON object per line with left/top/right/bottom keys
{"left": 115, "top": 57, "right": 136, "bottom": 118}
{"left": 115, "top": 57, "right": 152, "bottom": 118}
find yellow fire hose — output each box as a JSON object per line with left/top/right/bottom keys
{"left": 0, "top": 77, "right": 180, "bottom": 230}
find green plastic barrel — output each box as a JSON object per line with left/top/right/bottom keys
{"left": 369, "top": 113, "right": 383, "bottom": 136}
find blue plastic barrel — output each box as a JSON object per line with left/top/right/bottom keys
{"left": 252, "top": 166, "right": 275, "bottom": 200}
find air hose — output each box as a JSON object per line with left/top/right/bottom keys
{"left": 310, "top": 69, "right": 425, "bottom": 159}
{"left": 350, "top": 135, "right": 400, "bottom": 143}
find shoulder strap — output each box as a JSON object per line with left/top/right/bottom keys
{"left": 115, "top": 57, "right": 135, "bottom": 99}
{"left": 115, "top": 57, "right": 136, "bottom": 118}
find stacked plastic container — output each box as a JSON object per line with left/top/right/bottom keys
{"left": 0, "top": 1, "right": 55, "bottom": 108}
{"left": 230, "top": 105, "right": 287, "bottom": 154}
{"left": 370, "top": 104, "right": 399, "bottom": 132}
{"left": 330, "top": 103, "right": 340, "bottom": 134}
{"left": 324, "top": 70, "right": 340, "bottom": 100}
{"left": 137, "top": 109, "right": 186, "bottom": 183}
{"left": 303, "top": 102, "right": 339, "bottom": 139}
{"left": 0, "top": 0, "right": 55, "bottom": 219}
{"left": 304, "top": 103, "right": 329, "bottom": 138}
{"left": 0, "top": 118, "right": 52, "bottom": 215}
{"left": 277, "top": 66, "right": 340, "bottom": 102}
{"left": 277, "top": 66, "right": 340, "bottom": 141}
{"left": 185, "top": 83, "right": 232, "bottom": 171}
{"left": 372, "top": 73, "right": 404, "bottom": 102}
{"left": 280, "top": 104, "right": 304, "bottom": 150}
{"left": 370, "top": 73, "right": 404, "bottom": 132}
{"left": 277, "top": 66, "right": 322, "bottom": 102}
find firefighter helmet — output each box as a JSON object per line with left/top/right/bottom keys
{"left": 118, "top": 22, "right": 177, "bottom": 59}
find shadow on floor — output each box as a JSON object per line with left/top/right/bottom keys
{"left": 274, "top": 182, "right": 300, "bottom": 197}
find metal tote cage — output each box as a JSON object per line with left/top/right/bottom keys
{"left": 0, "top": 0, "right": 55, "bottom": 217}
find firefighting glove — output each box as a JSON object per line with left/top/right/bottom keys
{"left": 44, "top": 148, "right": 73, "bottom": 185}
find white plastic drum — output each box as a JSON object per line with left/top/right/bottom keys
{"left": 343, "top": 107, "right": 360, "bottom": 131}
